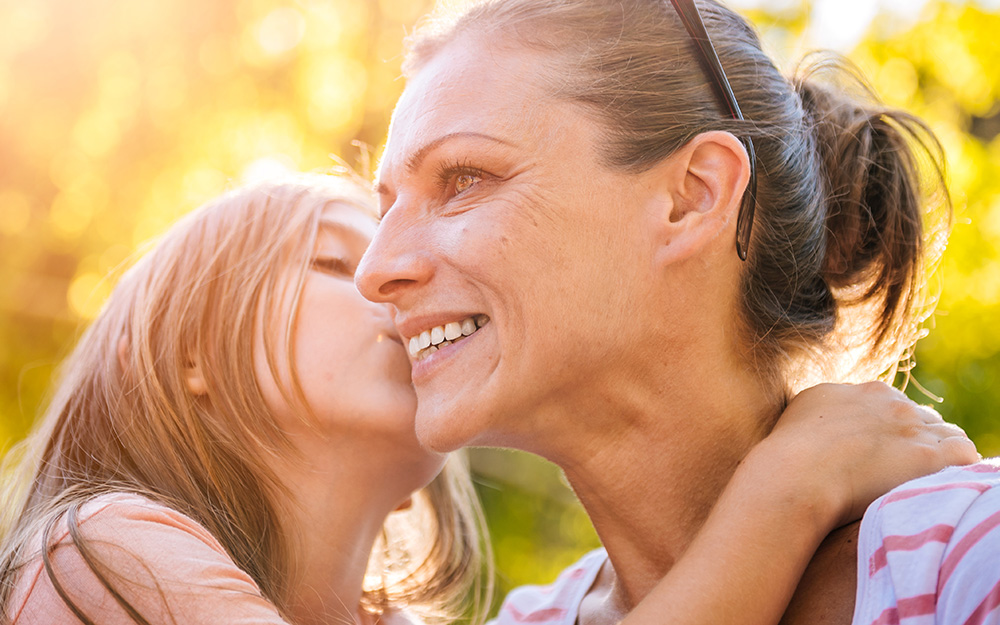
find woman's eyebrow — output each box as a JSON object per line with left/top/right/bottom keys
{"left": 405, "top": 131, "right": 514, "bottom": 172}
{"left": 374, "top": 131, "right": 514, "bottom": 196}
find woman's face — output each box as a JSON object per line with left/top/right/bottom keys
{"left": 357, "top": 36, "right": 664, "bottom": 453}
{"left": 257, "top": 200, "right": 433, "bottom": 467}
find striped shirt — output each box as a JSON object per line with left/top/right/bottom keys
{"left": 854, "top": 460, "right": 1000, "bottom": 625}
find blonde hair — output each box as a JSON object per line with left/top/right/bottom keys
{"left": 0, "top": 173, "right": 490, "bottom": 623}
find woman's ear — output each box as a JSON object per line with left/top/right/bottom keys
{"left": 645, "top": 131, "right": 751, "bottom": 267}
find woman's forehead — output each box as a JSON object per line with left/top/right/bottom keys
{"left": 380, "top": 36, "right": 569, "bottom": 184}
{"left": 402, "top": 39, "right": 555, "bottom": 127}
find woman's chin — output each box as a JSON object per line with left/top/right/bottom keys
{"left": 414, "top": 400, "right": 480, "bottom": 453}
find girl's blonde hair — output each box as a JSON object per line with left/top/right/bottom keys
{"left": 0, "top": 173, "right": 490, "bottom": 624}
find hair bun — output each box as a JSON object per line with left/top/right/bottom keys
{"left": 795, "top": 55, "right": 950, "bottom": 364}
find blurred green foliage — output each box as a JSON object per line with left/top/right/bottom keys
{"left": 1, "top": 0, "right": 999, "bottom": 600}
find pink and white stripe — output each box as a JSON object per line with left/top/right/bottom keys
{"left": 854, "top": 460, "right": 1000, "bottom": 625}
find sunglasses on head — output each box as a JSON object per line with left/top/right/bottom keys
{"left": 668, "top": 0, "right": 757, "bottom": 261}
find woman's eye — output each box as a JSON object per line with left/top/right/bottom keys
{"left": 311, "top": 257, "right": 354, "bottom": 277}
{"left": 454, "top": 173, "right": 481, "bottom": 195}
{"left": 436, "top": 163, "right": 488, "bottom": 199}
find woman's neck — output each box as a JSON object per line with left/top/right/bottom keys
{"left": 546, "top": 339, "right": 783, "bottom": 610}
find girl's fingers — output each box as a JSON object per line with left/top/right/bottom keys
{"left": 916, "top": 404, "right": 945, "bottom": 424}
{"left": 935, "top": 435, "right": 981, "bottom": 464}
{"left": 921, "top": 423, "right": 980, "bottom": 463}
{"left": 923, "top": 421, "right": 972, "bottom": 442}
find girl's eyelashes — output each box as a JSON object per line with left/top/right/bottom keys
{"left": 311, "top": 256, "right": 355, "bottom": 278}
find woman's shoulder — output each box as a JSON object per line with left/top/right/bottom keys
{"left": 8, "top": 492, "right": 288, "bottom": 624}
{"left": 490, "top": 549, "right": 607, "bottom": 625}
{"left": 854, "top": 460, "right": 1000, "bottom": 625}
{"left": 865, "top": 459, "right": 1000, "bottom": 527}
{"left": 859, "top": 460, "right": 1000, "bottom": 566}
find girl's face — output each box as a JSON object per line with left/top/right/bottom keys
{"left": 356, "top": 36, "right": 663, "bottom": 454}
{"left": 257, "top": 201, "right": 435, "bottom": 469}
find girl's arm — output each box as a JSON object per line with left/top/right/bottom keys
{"left": 621, "top": 381, "right": 978, "bottom": 625}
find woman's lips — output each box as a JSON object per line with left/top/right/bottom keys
{"left": 407, "top": 314, "right": 490, "bottom": 360}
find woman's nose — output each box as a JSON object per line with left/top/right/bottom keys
{"left": 356, "top": 214, "right": 435, "bottom": 305}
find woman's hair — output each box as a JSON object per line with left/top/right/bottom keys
{"left": 404, "top": 0, "right": 951, "bottom": 390}
{"left": 0, "top": 174, "right": 490, "bottom": 623}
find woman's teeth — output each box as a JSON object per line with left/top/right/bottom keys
{"left": 408, "top": 315, "right": 489, "bottom": 360}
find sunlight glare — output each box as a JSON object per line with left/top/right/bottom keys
{"left": 241, "top": 156, "right": 296, "bottom": 184}
{"left": 808, "top": 0, "right": 880, "bottom": 50}
{"left": 257, "top": 7, "right": 306, "bottom": 57}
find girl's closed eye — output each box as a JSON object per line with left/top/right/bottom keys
{"left": 311, "top": 256, "right": 355, "bottom": 278}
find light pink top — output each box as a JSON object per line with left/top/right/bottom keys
{"left": 7, "top": 493, "right": 290, "bottom": 624}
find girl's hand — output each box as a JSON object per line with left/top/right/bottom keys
{"left": 619, "top": 382, "right": 977, "bottom": 625}
{"left": 747, "top": 381, "right": 979, "bottom": 531}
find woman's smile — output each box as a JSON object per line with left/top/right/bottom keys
{"left": 406, "top": 314, "right": 490, "bottom": 360}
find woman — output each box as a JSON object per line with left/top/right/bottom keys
{"left": 0, "top": 171, "right": 973, "bottom": 625}
{"left": 355, "top": 0, "right": 987, "bottom": 624}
